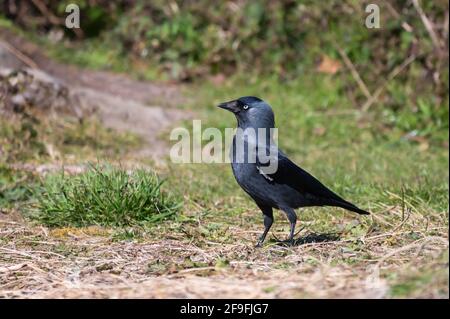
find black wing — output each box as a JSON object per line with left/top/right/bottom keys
{"left": 258, "top": 151, "right": 369, "bottom": 214}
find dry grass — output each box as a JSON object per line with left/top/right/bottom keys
{"left": 1, "top": 202, "right": 447, "bottom": 299}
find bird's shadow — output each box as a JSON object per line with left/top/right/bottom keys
{"left": 270, "top": 232, "right": 341, "bottom": 247}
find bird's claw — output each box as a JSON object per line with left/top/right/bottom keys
{"left": 255, "top": 238, "right": 265, "bottom": 248}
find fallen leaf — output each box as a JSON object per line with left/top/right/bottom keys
{"left": 313, "top": 126, "right": 326, "bottom": 136}
{"left": 317, "top": 55, "right": 342, "bottom": 74}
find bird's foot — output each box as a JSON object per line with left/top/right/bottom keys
{"left": 255, "top": 241, "right": 263, "bottom": 248}
{"left": 255, "top": 233, "right": 268, "bottom": 248}
{"left": 255, "top": 238, "right": 265, "bottom": 248}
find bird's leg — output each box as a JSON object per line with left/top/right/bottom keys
{"left": 284, "top": 208, "right": 297, "bottom": 246}
{"left": 256, "top": 214, "right": 273, "bottom": 247}
{"left": 255, "top": 206, "right": 273, "bottom": 248}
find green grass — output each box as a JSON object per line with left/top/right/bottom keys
{"left": 31, "top": 165, "right": 182, "bottom": 227}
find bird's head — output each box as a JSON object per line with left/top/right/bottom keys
{"left": 217, "top": 96, "right": 275, "bottom": 129}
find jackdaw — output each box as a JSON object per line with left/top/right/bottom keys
{"left": 218, "top": 96, "right": 369, "bottom": 247}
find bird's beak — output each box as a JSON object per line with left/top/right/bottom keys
{"left": 217, "top": 100, "right": 239, "bottom": 113}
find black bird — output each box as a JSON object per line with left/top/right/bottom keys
{"left": 218, "top": 96, "right": 369, "bottom": 247}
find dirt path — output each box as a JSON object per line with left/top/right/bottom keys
{"left": 0, "top": 28, "right": 192, "bottom": 162}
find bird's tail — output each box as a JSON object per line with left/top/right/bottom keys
{"left": 329, "top": 199, "right": 370, "bottom": 215}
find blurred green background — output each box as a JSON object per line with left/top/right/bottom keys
{"left": 2, "top": 0, "right": 448, "bottom": 144}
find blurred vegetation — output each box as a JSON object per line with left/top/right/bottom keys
{"left": 2, "top": 0, "right": 448, "bottom": 144}
{"left": 0, "top": 68, "right": 141, "bottom": 163}
{"left": 0, "top": 164, "right": 36, "bottom": 209}
{"left": 0, "top": 117, "right": 141, "bottom": 162}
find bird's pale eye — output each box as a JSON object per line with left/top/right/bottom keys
{"left": 243, "top": 104, "right": 249, "bottom": 110}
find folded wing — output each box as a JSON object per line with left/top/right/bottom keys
{"left": 258, "top": 150, "right": 369, "bottom": 215}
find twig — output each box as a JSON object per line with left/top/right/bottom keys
{"left": 361, "top": 54, "right": 416, "bottom": 112}
{"left": 30, "top": 0, "right": 62, "bottom": 25}
{"left": 0, "top": 247, "right": 66, "bottom": 259}
{"left": 335, "top": 45, "right": 373, "bottom": 100}
{"left": 0, "top": 263, "right": 28, "bottom": 273}
{"left": 383, "top": 0, "right": 414, "bottom": 33}
{"left": 294, "top": 225, "right": 307, "bottom": 238}
{"left": 271, "top": 233, "right": 281, "bottom": 242}
{"left": 412, "top": 0, "right": 443, "bottom": 51}
{"left": 166, "top": 266, "right": 216, "bottom": 278}
{"left": 0, "top": 41, "right": 38, "bottom": 69}
{"left": 0, "top": 247, "right": 38, "bottom": 260}
{"left": 375, "top": 237, "right": 442, "bottom": 266}
{"left": 392, "top": 208, "right": 411, "bottom": 232}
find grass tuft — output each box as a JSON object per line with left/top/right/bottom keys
{"left": 31, "top": 165, "right": 181, "bottom": 227}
